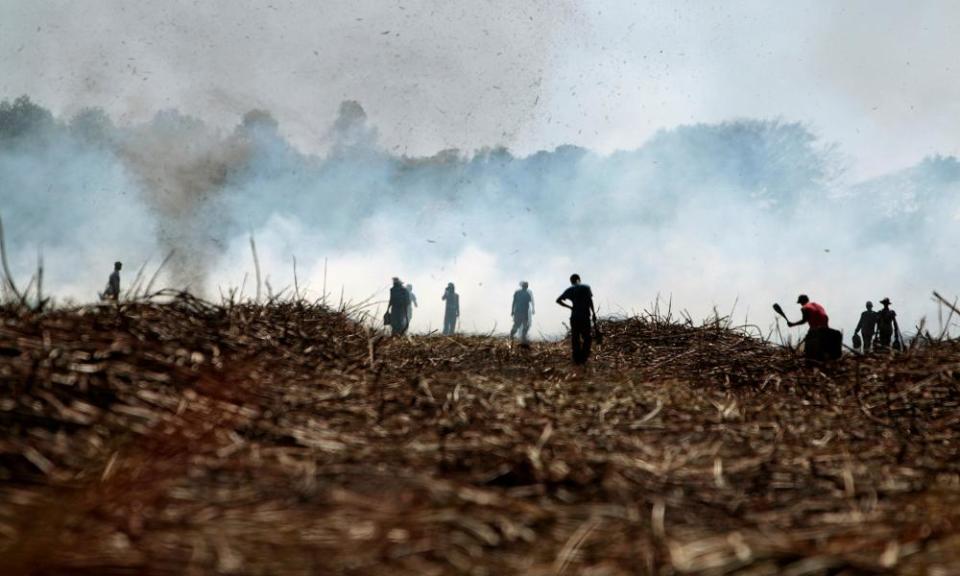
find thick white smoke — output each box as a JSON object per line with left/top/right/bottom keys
{"left": 1, "top": 95, "right": 958, "bottom": 340}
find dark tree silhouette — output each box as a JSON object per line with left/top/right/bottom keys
{"left": 0, "top": 95, "right": 56, "bottom": 141}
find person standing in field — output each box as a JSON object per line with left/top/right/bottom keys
{"left": 556, "top": 274, "right": 596, "bottom": 365}
{"left": 442, "top": 282, "right": 459, "bottom": 335}
{"left": 510, "top": 281, "right": 535, "bottom": 345}
{"left": 101, "top": 261, "right": 122, "bottom": 301}
{"left": 386, "top": 277, "right": 411, "bottom": 336}
{"left": 876, "top": 297, "right": 901, "bottom": 350}
{"left": 853, "top": 301, "right": 878, "bottom": 352}
{"left": 405, "top": 283, "right": 418, "bottom": 332}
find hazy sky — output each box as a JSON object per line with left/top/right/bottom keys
{"left": 2, "top": 1, "right": 959, "bottom": 179}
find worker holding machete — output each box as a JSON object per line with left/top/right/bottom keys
{"left": 773, "top": 295, "right": 841, "bottom": 359}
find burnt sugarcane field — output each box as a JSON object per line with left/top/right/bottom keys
{"left": 6, "top": 2, "right": 960, "bottom": 574}
{"left": 2, "top": 293, "right": 960, "bottom": 575}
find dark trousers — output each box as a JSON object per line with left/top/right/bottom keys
{"left": 861, "top": 330, "right": 874, "bottom": 352}
{"left": 570, "top": 317, "right": 592, "bottom": 365}
{"left": 805, "top": 328, "right": 842, "bottom": 360}
{"left": 391, "top": 311, "right": 408, "bottom": 336}
{"left": 878, "top": 329, "right": 893, "bottom": 348}
{"left": 443, "top": 311, "right": 457, "bottom": 335}
{"left": 804, "top": 328, "right": 824, "bottom": 359}
{"left": 510, "top": 315, "right": 530, "bottom": 343}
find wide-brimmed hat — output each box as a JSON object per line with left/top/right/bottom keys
{"left": 880, "top": 297, "right": 892, "bottom": 305}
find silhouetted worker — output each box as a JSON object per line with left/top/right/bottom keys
{"left": 877, "top": 297, "right": 901, "bottom": 349}
{"left": 853, "top": 301, "right": 878, "bottom": 352}
{"left": 787, "top": 294, "right": 831, "bottom": 359}
{"left": 386, "top": 277, "right": 411, "bottom": 336}
{"left": 556, "top": 274, "right": 597, "bottom": 365}
{"left": 442, "top": 283, "right": 459, "bottom": 335}
{"left": 405, "top": 283, "right": 418, "bottom": 331}
{"left": 102, "top": 261, "right": 122, "bottom": 301}
{"left": 510, "top": 281, "right": 535, "bottom": 345}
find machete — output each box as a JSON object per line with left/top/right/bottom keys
{"left": 772, "top": 303, "right": 789, "bottom": 322}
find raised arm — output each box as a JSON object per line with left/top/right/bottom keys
{"left": 787, "top": 309, "right": 808, "bottom": 328}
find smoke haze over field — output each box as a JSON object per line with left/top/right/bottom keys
{"left": 2, "top": 96, "right": 959, "bottom": 339}
{"left": 2, "top": 1, "right": 960, "bottom": 338}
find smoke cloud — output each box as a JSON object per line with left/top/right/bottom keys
{"left": 1, "top": 95, "right": 959, "bottom": 339}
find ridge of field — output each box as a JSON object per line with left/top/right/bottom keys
{"left": 1, "top": 295, "right": 959, "bottom": 575}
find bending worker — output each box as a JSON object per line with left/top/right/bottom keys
{"left": 787, "top": 294, "right": 830, "bottom": 359}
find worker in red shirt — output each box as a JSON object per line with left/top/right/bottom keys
{"left": 788, "top": 294, "right": 828, "bottom": 329}
{"left": 787, "top": 294, "right": 831, "bottom": 359}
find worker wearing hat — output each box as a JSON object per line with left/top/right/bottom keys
{"left": 788, "top": 294, "right": 829, "bottom": 329}
{"left": 876, "top": 297, "right": 900, "bottom": 350}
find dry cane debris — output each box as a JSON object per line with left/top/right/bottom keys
{"left": 1, "top": 294, "right": 959, "bottom": 575}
